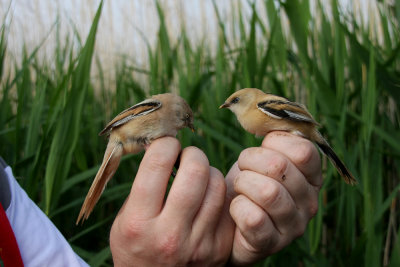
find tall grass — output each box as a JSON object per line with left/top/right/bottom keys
{"left": 0, "top": 0, "right": 399, "bottom": 266}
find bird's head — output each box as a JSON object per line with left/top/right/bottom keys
{"left": 179, "top": 97, "right": 195, "bottom": 132}
{"left": 219, "top": 88, "right": 264, "bottom": 117}
{"left": 183, "top": 109, "right": 195, "bottom": 132}
{"left": 155, "top": 93, "right": 195, "bottom": 132}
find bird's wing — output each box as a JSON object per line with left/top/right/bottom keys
{"left": 76, "top": 141, "right": 123, "bottom": 224}
{"left": 257, "top": 98, "right": 318, "bottom": 125}
{"left": 99, "top": 99, "right": 162, "bottom": 136}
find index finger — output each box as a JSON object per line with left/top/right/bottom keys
{"left": 262, "top": 131, "right": 322, "bottom": 187}
{"left": 124, "top": 136, "right": 181, "bottom": 219}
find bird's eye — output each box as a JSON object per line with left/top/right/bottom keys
{"left": 231, "top": 97, "right": 240, "bottom": 104}
{"left": 185, "top": 113, "right": 190, "bottom": 119}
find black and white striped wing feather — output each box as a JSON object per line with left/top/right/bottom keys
{"left": 257, "top": 99, "right": 318, "bottom": 125}
{"left": 99, "top": 99, "right": 162, "bottom": 136}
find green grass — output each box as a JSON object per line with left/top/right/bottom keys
{"left": 1, "top": 0, "right": 399, "bottom": 266}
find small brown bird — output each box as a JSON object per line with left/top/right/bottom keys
{"left": 76, "top": 93, "right": 194, "bottom": 224}
{"left": 220, "top": 88, "right": 356, "bottom": 185}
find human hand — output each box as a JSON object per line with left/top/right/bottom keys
{"left": 226, "top": 131, "right": 323, "bottom": 265}
{"left": 109, "top": 137, "right": 234, "bottom": 266}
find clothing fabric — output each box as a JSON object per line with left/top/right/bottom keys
{"left": 0, "top": 201, "right": 24, "bottom": 267}
{"left": 0, "top": 158, "right": 89, "bottom": 267}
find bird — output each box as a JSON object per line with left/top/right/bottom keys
{"left": 219, "top": 88, "right": 356, "bottom": 185}
{"left": 76, "top": 93, "right": 194, "bottom": 224}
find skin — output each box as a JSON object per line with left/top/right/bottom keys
{"left": 226, "top": 131, "right": 322, "bottom": 265}
{"left": 110, "top": 137, "right": 235, "bottom": 266}
{"left": 109, "top": 132, "right": 322, "bottom": 266}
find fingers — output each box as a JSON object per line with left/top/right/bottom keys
{"left": 237, "top": 148, "right": 319, "bottom": 218}
{"left": 262, "top": 131, "right": 322, "bottom": 187}
{"left": 111, "top": 142, "right": 234, "bottom": 266}
{"left": 192, "top": 167, "right": 227, "bottom": 236}
{"left": 230, "top": 194, "right": 279, "bottom": 252}
{"left": 125, "top": 137, "right": 181, "bottom": 219}
{"left": 227, "top": 131, "right": 322, "bottom": 264}
{"left": 161, "top": 146, "right": 210, "bottom": 229}
{"left": 232, "top": 169, "right": 309, "bottom": 237}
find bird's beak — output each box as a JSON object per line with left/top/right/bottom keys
{"left": 189, "top": 123, "right": 195, "bottom": 132}
{"left": 219, "top": 103, "right": 230, "bottom": 109}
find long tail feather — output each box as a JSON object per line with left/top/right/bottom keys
{"left": 315, "top": 136, "right": 357, "bottom": 185}
{"left": 76, "top": 142, "right": 123, "bottom": 224}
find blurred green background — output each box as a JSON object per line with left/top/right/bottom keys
{"left": 0, "top": 0, "right": 399, "bottom": 266}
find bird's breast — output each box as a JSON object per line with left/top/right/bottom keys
{"left": 237, "top": 109, "right": 270, "bottom": 136}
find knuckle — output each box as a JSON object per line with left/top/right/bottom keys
{"left": 309, "top": 200, "right": 319, "bottom": 217}
{"left": 244, "top": 208, "right": 266, "bottom": 232}
{"left": 246, "top": 223, "right": 278, "bottom": 252}
{"left": 156, "top": 231, "right": 181, "bottom": 259}
{"left": 292, "top": 141, "right": 316, "bottom": 166}
{"left": 238, "top": 148, "right": 252, "bottom": 163}
{"left": 265, "top": 153, "right": 288, "bottom": 178}
{"left": 119, "top": 219, "right": 145, "bottom": 239}
{"left": 258, "top": 182, "right": 282, "bottom": 208}
{"left": 238, "top": 147, "right": 264, "bottom": 168}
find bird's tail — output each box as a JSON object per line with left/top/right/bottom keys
{"left": 76, "top": 142, "right": 123, "bottom": 225}
{"left": 314, "top": 132, "right": 357, "bottom": 185}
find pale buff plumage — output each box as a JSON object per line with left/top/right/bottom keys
{"left": 220, "top": 88, "right": 356, "bottom": 185}
{"left": 76, "top": 93, "right": 194, "bottom": 224}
